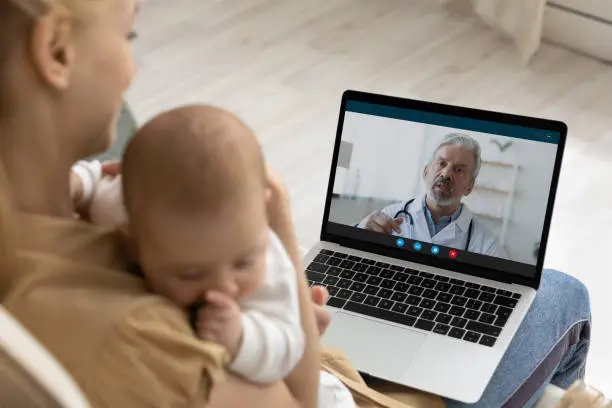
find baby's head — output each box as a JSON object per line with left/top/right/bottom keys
{"left": 122, "top": 105, "right": 268, "bottom": 309}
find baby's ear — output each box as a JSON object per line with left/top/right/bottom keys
{"left": 116, "top": 223, "right": 139, "bottom": 262}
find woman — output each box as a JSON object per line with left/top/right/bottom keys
{"left": 0, "top": 0, "right": 595, "bottom": 407}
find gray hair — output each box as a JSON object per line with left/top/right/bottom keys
{"left": 430, "top": 133, "right": 482, "bottom": 181}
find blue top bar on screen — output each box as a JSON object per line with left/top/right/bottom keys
{"left": 346, "top": 100, "right": 560, "bottom": 144}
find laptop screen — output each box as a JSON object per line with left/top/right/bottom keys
{"left": 323, "top": 94, "right": 564, "bottom": 281}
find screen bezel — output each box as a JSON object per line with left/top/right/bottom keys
{"left": 319, "top": 90, "right": 567, "bottom": 290}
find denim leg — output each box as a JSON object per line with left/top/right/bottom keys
{"left": 444, "top": 269, "right": 592, "bottom": 408}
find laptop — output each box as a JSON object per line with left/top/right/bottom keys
{"left": 302, "top": 90, "right": 566, "bottom": 403}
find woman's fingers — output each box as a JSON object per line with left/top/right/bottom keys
{"left": 311, "top": 285, "right": 331, "bottom": 336}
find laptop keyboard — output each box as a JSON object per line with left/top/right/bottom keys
{"left": 307, "top": 249, "right": 521, "bottom": 348}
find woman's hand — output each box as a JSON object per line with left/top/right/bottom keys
{"left": 311, "top": 285, "right": 331, "bottom": 336}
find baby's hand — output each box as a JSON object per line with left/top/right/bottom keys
{"left": 197, "top": 291, "right": 243, "bottom": 359}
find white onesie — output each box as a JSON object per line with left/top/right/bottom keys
{"left": 72, "top": 160, "right": 355, "bottom": 408}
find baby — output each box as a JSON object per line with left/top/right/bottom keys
{"left": 72, "top": 105, "right": 355, "bottom": 408}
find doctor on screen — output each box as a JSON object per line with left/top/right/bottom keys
{"left": 357, "top": 133, "right": 508, "bottom": 259}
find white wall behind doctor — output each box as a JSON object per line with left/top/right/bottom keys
{"left": 417, "top": 125, "right": 558, "bottom": 264}
{"left": 334, "top": 112, "right": 426, "bottom": 200}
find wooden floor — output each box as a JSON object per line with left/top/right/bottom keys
{"left": 126, "top": 0, "right": 612, "bottom": 393}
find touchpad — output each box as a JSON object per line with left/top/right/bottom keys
{"left": 322, "top": 312, "right": 427, "bottom": 381}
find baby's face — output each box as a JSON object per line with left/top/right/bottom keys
{"left": 133, "top": 195, "right": 268, "bottom": 309}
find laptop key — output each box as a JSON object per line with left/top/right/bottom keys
{"left": 408, "top": 276, "right": 423, "bottom": 285}
{"left": 419, "top": 272, "right": 434, "bottom": 279}
{"left": 481, "top": 303, "right": 497, "bottom": 314}
{"left": 392, "top": 303, "right": 408, "bottom": 314}
{"left": 421, "top": 310, "right": 437, "bottom": 321}
{"left": 436, "top": 313, "right": 452, "bottom": 324}
{"left": 479, "top": 313, "right": 496, "bottom": 324}
{"left": 433, "top": 324, "right": 450, "bottom": 335}
{"left": 464, "top": 282, "right": 480, "bottom": 289}
{"left": 364, "top": 296, "right": 380, "bottom": 307}
{"left": 326, "top": 297, "right": 346, "bottom": 308}
{"left": 306, "top": 271, "right": 325, "bottom": 283}
{"left": 334, "top": 253, "right": 348, "bottom": 259}
{"left": 464, "top": 289, "right": 480, "bottom": 299}
{"left": 327, "top": 267, "right": 342, "bottom": 276}
{"left": 421, "top": 279, "right": 436, "bottom": 289}
{"left": 350, "top": 292, "right": 366, "bottom": 303}
{"left": 361, "top": 259, "right": 376, "bottom": 265}
{"left": 327, "top": 286, "right": 339, "bottom": 297}
{"left": 380, "top": 269, "right": 395, "bottom": 279}
{"left": 307, "top": 262, "right": 328, "bottom": 273}
{"left": 451, "top": 296, "right": 468, "bottom": 307}
{"left": 451, "top": 317, "right": 468, "bottom": 328}
{"left": 434, "top": 302, "right": 451, "bottom": 313}
{"left": 450, "top": 279, "right": 465, "bottom": 285}
{"left": 354, "top": 273, "right": 368, "bottom": 283}
{"left": 367, "top": 266, "right": 382, "bottom": 276}
{"left": 406, "top": 295, "right": 422, "bottom": 305}
{"left": 337, "top": 279, "right": 352, "bottom": 289}
{"left": 479, "top": 292, "right": 495, "bottom": 302}
{"left": 375, "top": 262, "right": 390, "bottom": 268}
{"left": 391, "top": 292, "right": 407, "bottom": 303}
{"left": 437, "top": 293, "right": 452, "bottom": 303}
{"left": 350, "top": 282, "right": 366, "bottom": 292}
{"left": 466, "top": 321, "right": 501, "bottom": 337}
{"left": 345, "top": 301, "right": 416, "bottom": 328}
{"left": 420, "top": 299, "right": 436, "bottom": 309}
{"left": 464, "top": 310, "right": 480, "bottom": 320}
{"left": 479, "top": 335, "right": 497, "bottom": 347}
{"left": 409, "top": 286, "right": 424, "bottom": 296}
{"left": 390, "top": 265, "right": 404, "bottom": 272}
{"left": 313, "top": 254, "right": 330, "bottom": 264}
{"left": 381, "top": 279, "right": 396, "bottom": 289}
{"left": 512, "top": 293, "right": 522, "bottom": 299}
{"left": 434, "top": 282, "right": 452, "bottom": 292}
{"left": 449, "top": 286, "right": 466, "bottom": 295}
{"left": 327, "top": 257, "right": 342, "bottom": 266}
{"left": 434, "top": 276, "right": 450, "bottom": 282}
{"left": 340, "top": 270, "right": 355, "bottom": 280}
{"left": 494, "top": 315, "right": 509, "bottom": 328}
{"left": 466, "top": 299, "right": 483, "bottom": 310}
{"left": 320, "top": 249, "right": 334, "bottom": 255}
{"left": 415, "top": 319, "right": 435, "bottom": 331}
{"left": 449, "top": 327, "right": 465, "bottom": 339}
{"left": 364, "top": 285, "right": 379, "bottom": 295}
{"left": 481, "top": 286, "right": 496, "bottom": 293}
{"left": 348, "top": 255, "right": 362, "bottom": 262}
{"left": 393, "top": 272, "right": 408, "bottom": 282}
{"left": 496, "top": 289, "right": 513, "bottom": 297}
{"left": 352, "top": 264, "right": 369, "bottom": 273}
{"left": 496, "top": 306, "right": 512, "bottom": 318}
{"left": 379, "top": 299, "right": 394, "bottom": 310}
{"left": 464, "top": 331, "right": 481, "bottom": 343}
{"left": 407, "top": 306, "right": 423, "bottom": 317}
{"left": 366, "top": 276, "right": 382, "bottom": 285}
{"left": 377, "top": 289, "right": 393, "bottom": 299}
{"left": 423, "top": 289, "right": 439, "bottom": 299}
{"left": 394, "top": 282, "right": 410, "bottom": 293}
{"left": 494, "top": 295, "right": 518, "bottom": 308}
{"left": 449, "top": 306, "right": 466, "bottom": 317}
{"left": 323, "top": 276, "right": 339, "bottom": 286}
{"left": 337, "top": 289, "right": 352, "bottom": 299}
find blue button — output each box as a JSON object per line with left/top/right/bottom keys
{"left": 413, "top": 242, "right": 422, "bottom": 251}
{"left": 430, "top": 245, "right": 440, "bottom": 255}
{"left": 395, "top": 238, "right": 405, "bottom": 248}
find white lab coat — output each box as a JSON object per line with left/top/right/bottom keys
{"left": 376, "top": 197, "right": 508, "bottom": 259}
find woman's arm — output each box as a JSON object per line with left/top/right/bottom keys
{"left": 265, "top": 170, "right": 321, "bottom": 408}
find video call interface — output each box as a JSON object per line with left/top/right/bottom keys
{"left": 326, "top": 101, "right": 561, "bottom": 278}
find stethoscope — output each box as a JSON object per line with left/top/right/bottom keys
{"left": 394, "top": 199, "right": 474, "bottom": 251}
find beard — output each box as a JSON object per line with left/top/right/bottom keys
{"left": 428, "top": 176, "right": 460, "bottom": 207}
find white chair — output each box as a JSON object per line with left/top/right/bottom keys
{"left": 0, "top": 306, "right": 91, "bottom": 408}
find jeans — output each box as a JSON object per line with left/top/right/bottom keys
{"left": 444, "top": 269, "right": 592, "bottom": 408}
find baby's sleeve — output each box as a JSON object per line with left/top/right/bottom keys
{"left": 229, "top": 230, "right": 305, "bottom": 383}
{"left": 72, "top": 160, "right": 103, "bottom": 211}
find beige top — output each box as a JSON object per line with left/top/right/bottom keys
{"left": 3, "top": 213, "right": 229, "bottom": 407}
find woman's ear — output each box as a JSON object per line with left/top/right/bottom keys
{"left": 28, "top": 11, "right": 76, "bottom": 90}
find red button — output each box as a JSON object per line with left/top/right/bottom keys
{"left": 448, "top": 249, "right": 458, "bottom": 259}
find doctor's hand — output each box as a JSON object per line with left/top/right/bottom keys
{"left": 359, "top": 211, "right": 403, "bottom": 235}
